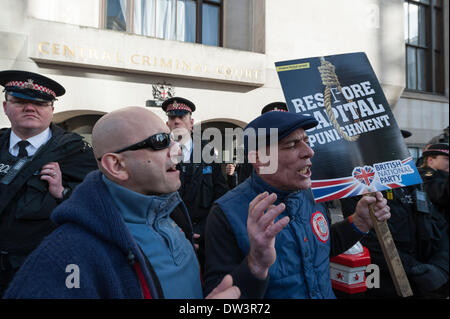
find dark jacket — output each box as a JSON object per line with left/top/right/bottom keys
{"left": 0, "top": 124, "right": 97, "bottom": 255}
{"left": 4, "top": 170, "right": 195, "bottom": 298}
{"left": 177, "top": 139, "right": 228, "bottom": 225}
{"left": 419, "top": 166, "right": 449, "bottom": 226}
{"left": 177, "top": 139, "right": 228, "bottom": 272}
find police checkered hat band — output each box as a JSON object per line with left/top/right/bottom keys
{"left": 5, "top": 80, "right": 57, "bottom": 99}
{"left": 0, "top": 70, "right": 65, "bottom": 102}
{"left": 161, "top": 97, "right": 196, "bottom": 115}
{"left": 423, "top": 143, "right": 449, "bottom": 157}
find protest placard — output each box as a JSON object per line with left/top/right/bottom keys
{"left": 276, "top": 52, "right": 422, "bottom": 203}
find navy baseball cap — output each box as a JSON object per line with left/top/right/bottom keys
{"left": 0, "top": 70, "right": 65, "bottom": 102}
{"left": 244, "top": 111, "right": 318, "bottom": 151}
{"left": 162, "top": 97, "right": 196, "bottom": 117}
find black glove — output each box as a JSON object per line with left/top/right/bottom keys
{"left": 409, "top": 264, "right": 448, "bottom": 293}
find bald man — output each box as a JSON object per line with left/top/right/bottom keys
{"left": 3, "top": 107, "right": 283, "bottom": 299}
{"left": 3, "top": 107, "right": 245, "bottom": 299}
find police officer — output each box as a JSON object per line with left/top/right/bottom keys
{"left": 0, "top": 70, "right": 97, "bottom": 296}
{"left": 162, "top": 97, "right": 228, "bottom": 272}
{"left": 416, "top": 128, "right": 449, "bottom": 167}
{"left": 341, "top": 132, "right": 449, "bottom": 298}
{"left": 341, "top": 185, "right": 448, "bottom": 298}
{"left": 227, "top": 102, "right": 288, "bottom": 189}
{"left": 418, "top": 143, "right": 449, "bottom": 225}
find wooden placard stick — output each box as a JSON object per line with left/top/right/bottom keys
{"left": 364, "top": 193, "right": 413, "bottom": 297}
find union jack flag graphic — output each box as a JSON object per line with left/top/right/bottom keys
{"left": 311, "top": 157, "right": 421, "bottom": 203}
{"left": 352, "top": 166, "right": 376, "bottom": 186}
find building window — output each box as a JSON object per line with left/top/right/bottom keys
{"left": 404, "top": 0, "right": 444, "bottom": 94}
{"left": 104, "top": 0, "right": 223, "bottom": 46}
{"left": 106, "top": 0, "right": 128, "bottom": 31}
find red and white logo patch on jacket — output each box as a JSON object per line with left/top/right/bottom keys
{"left": 311, "top": 211, "right": 329, "bottom": 243}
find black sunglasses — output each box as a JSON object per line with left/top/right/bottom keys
{"left": 97, "top": 132, "right": 173, "bottom": 161}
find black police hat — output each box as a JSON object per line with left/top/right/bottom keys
{"left": 422, "top": 143, "right": 449, "bottom": 157}
{"left": 261, "top": 102, "right": 288, "bottom": 114}
{"left": 162, "top": 97, "right": 196, "bottom": 117}
{"left": 0, "top": 70, "right": 65, "bottom": 102}
{"left": 244, "top": 111, "right": 318, "bottom": 151}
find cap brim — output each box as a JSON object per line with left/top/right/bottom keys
{"left": 6, "top": 91, "right": 51, "bottom": 103}
{"left": 278, "top": 117, "right": 319, "bottom": 141}
{"left": 167, "top": 109, "right": 190, "bottom": 117}
{"left": 244, "top": 117, "right": 318, "bottom": 152}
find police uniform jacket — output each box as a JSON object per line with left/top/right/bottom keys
{"left": 419, "top": 166, "right": 449, "bottom": 226}
{"left": 177, "top": 139, "right": 228, "bottom": 229}
{"left": 341, "top": 186, "right": 449, "bottom": 297}
{"left": 0, "top": 124, "right": 97, "bottom": 257}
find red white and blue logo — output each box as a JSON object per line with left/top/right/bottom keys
{"left": 352, "top": 166, "right": 376, "bottom": 186}
{"left": 311, "top": 211, "right": 329, "bottom": 243}
{"left": 311, "top": 157, "right": 422, "bottom": 203}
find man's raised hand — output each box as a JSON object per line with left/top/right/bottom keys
{"left": 247, "top": 192, "right": 290, "bottom": 279}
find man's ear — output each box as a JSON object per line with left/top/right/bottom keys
{"left": 100, "top": 154, "right": 129, "bottom": 181}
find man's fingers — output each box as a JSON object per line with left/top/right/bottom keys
{"left": 253, "top": 193, "right": 277, "bottom": 215}
{"left": 206, "top": 274, "right": 241, "bottom": 299}
{"left": 40, "top": 169, "right": 57, "bottom": 177}
{"left": 249, "top": 192, "right": 269, "bottom": 212}
{"left": 40, "top": 175, "right": 53, "bottom": 182}
{"left": 370, "top": 192, "right": 388, "bottom": 217}
{"left": 377, "top": 213, "right": 391, "bottom": 222}
{"left": 41, "top": 162, "right": 60, "bottom": 171}
{"left": 375, "top": 191, "right": 384, "bottom": 201}
{"left": 361, "top": 193, "right": 387, "bottom": 210}
{"left": 258, "top": 203, "right": 286, "bottom": 231}
{"left": 266, "top": 216, "right": 290, "bottom": 238}
{"left": 361, "top": 195, "right": 376, "bottom": 206}
{"left": 374, "top": 198, "right": 387, "bottom": 211}
{"left": 249, "top": 193, "right": 277, "bottom": 223}
{"left": 374, "top": 205, "right": 391, "bottom": 221}
{"left": 40, "top": 162, "right": 61, "bottom": 177}
{"left": 208, "top": 286, "right": 241, "bottom": 299}
{"left": 214, "top": 274, "right": 233, "bottom": 293}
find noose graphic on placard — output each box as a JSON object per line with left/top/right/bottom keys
{"left": 318, "top": 57, "right": 360, "bottom": 142}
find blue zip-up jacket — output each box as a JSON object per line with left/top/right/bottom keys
{"left": 4, "top": 170, "right": 195, "bottom": 298}
{"left": 215, "top": 172, "right": 336, "bottom": 299}
{"left": 102, "top": 176, "right": 203, "bottom": 298}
